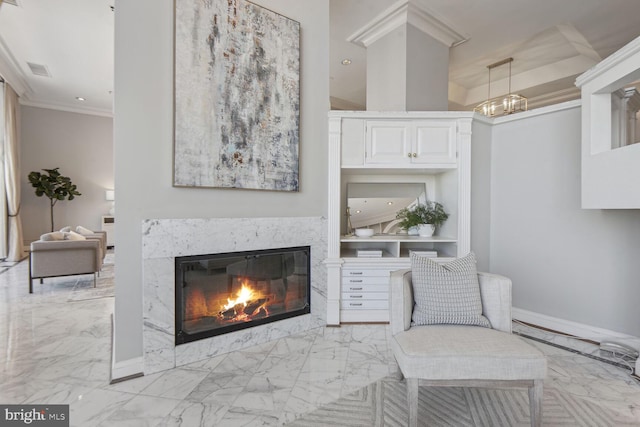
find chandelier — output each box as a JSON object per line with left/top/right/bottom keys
{"left": 474, "top": 57, "right": 527, "bottom": 117}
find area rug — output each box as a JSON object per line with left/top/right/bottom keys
{"left": 289, "top": 376, "right": 638, "bottom": 426}
{"left": 67, "top": 256, "right": 114, "bottom": 302}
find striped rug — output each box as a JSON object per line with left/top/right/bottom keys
{"left": 289, "top": 376, "right": 638, "bottom": 426}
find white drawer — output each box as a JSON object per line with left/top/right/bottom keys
{"left": 341, "top": 300, "right": 388, "bottom": 310}
{"left": 342, "top": 276, "right": 389, "bottom": 286}
{"left": 342, "top": 293, "right": 388, "bottom": 302}
{"left": 341, "top": 283, "right": 388, "bottom": 293}
{"left": 342, "top": 269, "right": 390, "bottom": 278}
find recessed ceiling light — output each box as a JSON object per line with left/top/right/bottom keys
{"left": 75, "top": 97, "right": 86, "bottom": 101}
{"left": 355, "top": 210, "right": 361, "bottom": 214}
{"left": 341, "top": 59, "right": 352, "bottom": 66}
{"left": 387, "top": 201, "right": 393, "bottom": 205}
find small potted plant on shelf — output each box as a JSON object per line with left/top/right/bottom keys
{"left": 395, "top": 201, "right": 449, "bottom": 237}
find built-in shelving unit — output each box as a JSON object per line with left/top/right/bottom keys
{"left": 325, "top": 111, "right": 474, "bottom": 325}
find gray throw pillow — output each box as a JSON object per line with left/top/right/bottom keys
{"left": 410, "top": 252, "right": 490, "bottom": 328}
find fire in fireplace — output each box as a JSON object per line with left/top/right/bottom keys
{"left": 175, "top": 246, "right": 311, "bottom": 344}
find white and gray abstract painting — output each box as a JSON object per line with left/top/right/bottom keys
{"left": 174, "top": 0, "right": 300, "bottom": 191}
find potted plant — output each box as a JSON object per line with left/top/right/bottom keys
{"left": 395, "top": 201, "right": 449, "bottom": 237}
{"left": 28, "top": 167, "right": 81, "bottom": 232}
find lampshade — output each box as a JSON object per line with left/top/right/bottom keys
{"left": 474, "top": 57, "right": 527, "bottom": 117}
{"left": 105, "top": 190, "right": 115, "bottom": 201}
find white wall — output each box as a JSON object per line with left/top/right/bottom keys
{"left": 470, "top": 119, "right": 493, "bottom": 272}
{"left": 21, "top": 106, "right": 113, "bottom": 242}
{"left": 113, "top": 0, "right": 329, "bottom": 365}
{"left": 490, "top": 102, "right": 640, "bottom": 337}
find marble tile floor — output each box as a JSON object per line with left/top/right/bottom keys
{"left": 1, "top": 256, "right": 639, "bottom": 426}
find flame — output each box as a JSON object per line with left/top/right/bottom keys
{"left": 223, "top": 281, "right": 256, "bottom": 311}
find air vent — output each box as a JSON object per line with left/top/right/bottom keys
{"left": 27, "top": 62, "right": 51, "bottom": 77}
{"left": 3, "top": 0, "right": 20, "bottom": 7}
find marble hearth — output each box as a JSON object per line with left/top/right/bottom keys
{"left": 142, "top": 217, "right": 327, "bottom": 375}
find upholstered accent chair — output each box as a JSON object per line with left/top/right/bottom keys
{"left": 390, "top": 269, "right": 547, "bottom": 427}
{"left": 29, "top": 239, "right": 103, "bottom": 293}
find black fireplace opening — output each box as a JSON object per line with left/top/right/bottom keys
{"left": 175, "top": 246, "right": 311, "bottom": 345}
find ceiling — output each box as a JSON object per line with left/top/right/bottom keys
{"left": 331, "top": 0, "right": 640, "bottom": 111}
{"left": 1, "top": 0, "right": 639, "bottom": 117}
{"left": 0, "top": 0, "right": 114, "bottom": 116}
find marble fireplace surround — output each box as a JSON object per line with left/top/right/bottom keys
{"left": 142, "top": 217, "right": 327, "bottom": 375}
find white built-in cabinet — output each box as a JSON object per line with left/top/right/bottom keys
{"left": 366, "top": 120, "right": 457, "bottom": 166}
{"left": 326, "top": 111, "right": 474, "bottom": 325}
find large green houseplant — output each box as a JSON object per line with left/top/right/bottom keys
{"left": 395, "top": 201, "right": 449, "bottom": 236}
{"left": 28, "top": 167, "right": 81, "bottom": 232}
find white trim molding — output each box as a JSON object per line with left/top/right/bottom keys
{"left": 513, "top": 307, "right": 640, "bottom": 349}
{"left": 347, "top": 0, "right": 467, "bottom": 48}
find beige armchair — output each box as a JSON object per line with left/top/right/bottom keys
{"left": 390, "top": 269, "right": 547, "bottom": 427}
{"left": 29, "top": 239, "right": 103, "bottom": 293}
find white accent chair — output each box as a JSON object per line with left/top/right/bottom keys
{"left": 390, "top": 269, "right": 547, "bottom": 427}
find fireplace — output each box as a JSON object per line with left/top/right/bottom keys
{"left": 175, "top": 246, "right": 311, "bottom": 345}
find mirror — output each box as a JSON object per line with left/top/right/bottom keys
{"left": 347, "top": 183, "right": 426, "bottom": 234}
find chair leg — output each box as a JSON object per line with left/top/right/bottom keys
{"left": 529, "top": 379, "right": 543, "bottom": 427}
{"left": 93, "top": 273, "right": 97, "bottom": 288}
{"left": 28, "top": 252, "right": 33, "bottom": 294}
{"left": 407, "top": 378, "right": 419, "bottom": 427}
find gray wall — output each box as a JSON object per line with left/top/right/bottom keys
{"left": 490, "top": 104, "right": 640, "bottom": 336}
{"left": 21, "top": 106, "right": 113, "bottom": 242}
{"left": 113, "top": 0, "right": 329, "bottom": 363}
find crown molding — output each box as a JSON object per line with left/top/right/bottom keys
{"left": 575, "top": 34, "right": 640, "bottom": 88}
{"left": 21, "top": 99, "right": 113, "bottom": 118}
{"left": 347, "top": 0, "right": 466, "bottom": 48}
{"left": 0, "top": 33, "right": 32, "bottom": 98}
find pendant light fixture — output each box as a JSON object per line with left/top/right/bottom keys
{"left": 474, "top": 57, "right": 527, "bottom": 117}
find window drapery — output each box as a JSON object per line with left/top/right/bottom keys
{"left": 3, "top": 83, "right": 24, "bottom": 262}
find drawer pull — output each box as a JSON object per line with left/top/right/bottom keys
{"left": 349, "top": 295, "right": 363, "bottom": 298}
{"left": 349, "top": 279, "right": 363, "bottom": 283}
{"left": 348, "top": 271, "right": 363, "bottom": 275}
{"left": 350, "top": 303, "right": 363, "bottom": 307}
{"left": 349, "top": 287, "right": 363, "bottom": 291}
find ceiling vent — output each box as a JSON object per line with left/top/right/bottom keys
{"left": 3, "top": 0, "right": 20, "bottom": 7}
{"left": 27, "top": 62, "right": 51, "bottom": 77}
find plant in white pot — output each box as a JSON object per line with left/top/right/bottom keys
{"left": 395, "top": 201, "right": 449, "bottom": 237}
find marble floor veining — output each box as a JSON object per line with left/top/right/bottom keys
{"left": 1, "top": 253, "right": 639, "bottom": 426}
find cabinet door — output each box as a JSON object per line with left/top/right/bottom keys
{"left": 413, "top": 121, "right": 457, "bottom": 165}
{"left": 365, "top": 121, "right": 411, "bottom": 164}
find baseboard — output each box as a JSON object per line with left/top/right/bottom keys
{"left": 512, "top": 307, "right": 640, "bottom": 349}
{"left": 110, "top": 313, "right": 144, "bottom": 382}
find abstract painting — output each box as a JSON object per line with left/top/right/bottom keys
{"left": 174, "top": 0, "right": 300, "bottom": 191}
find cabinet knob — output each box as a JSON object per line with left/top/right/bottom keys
{"left": 412, "top": 153, "right": 417, "bottom": 157}
{"left": 407, "top": 153, "right": 412, "bottom": 158}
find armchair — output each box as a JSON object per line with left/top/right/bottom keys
{"left": 29, "top": 239, "right": 103, "bottom": 293}
{"left": 390, "top": 269, "right": 547, "bottom": 427}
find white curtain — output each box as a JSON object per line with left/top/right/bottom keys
{"left": 0, "top": 83, "right": 6, "bottom": 258}
{"left": 3, "top": 83, "right": 24, "bottom": 261}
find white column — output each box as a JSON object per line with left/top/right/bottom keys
{"left": 326, "top": 116, "right": 344, "bottom": 325}
{"left": 347, "top": 1, "right": 465, "bottom": 112}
